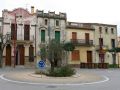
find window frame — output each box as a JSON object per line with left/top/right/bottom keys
{"left": 44, "top": 19, "right": 48, "bottom": 25}
{"left": 111, "top": 28, "right": 114, "bottom": 34}
{"left": 56, "top": 20, "right": 59, "bottom": 26}
{"left": 105, "top": 27, "right": 108, "bottom": 34}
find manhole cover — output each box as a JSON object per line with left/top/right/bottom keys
{"left": 47, "top": 85, "right": 57, "bottom": 88}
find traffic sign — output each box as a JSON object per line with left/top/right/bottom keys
{"left": 38, "top": 60, "right": 45, "bottom": 69}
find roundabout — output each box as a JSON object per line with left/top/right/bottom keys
{"left": 0, "top": 69, "right": 109, "bottom": 86}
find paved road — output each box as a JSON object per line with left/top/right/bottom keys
{"left": 0, "top": 68, "right": 120, "bottom": 90}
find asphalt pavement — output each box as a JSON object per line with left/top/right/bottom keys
{"left": 0, "top": 67, "right": 120, "bottom": 90}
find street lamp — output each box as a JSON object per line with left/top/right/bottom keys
{"left": 111, "top": 51, "right": 116, "bottom": 65}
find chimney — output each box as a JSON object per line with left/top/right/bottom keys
{"left": 31, "top": 6, "right": 34, "bottom": 14}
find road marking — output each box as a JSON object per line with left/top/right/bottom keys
{"left": 0, "top": 74, "right": 109, "bottom": 86}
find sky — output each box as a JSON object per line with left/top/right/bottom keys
{"left": 0, "top": 0, "right": 120, "bottom": 35}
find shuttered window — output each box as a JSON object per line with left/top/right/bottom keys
{"left": 55, "top": 31, "right": 60, "bottom": 42}
{"left": 41, "top": 30, "right": 45, "bottom": 42}
{"left": 11, "top": 24, "right": 17, "bottom": 40}
{"left": 24, "top": 24, "right": 30, "bottom": 40}
{"left": 72, "top": 50, "right": 80, "bottom": 60}
{"left": 72, "top": 32, "right": 77, "bottom": 39}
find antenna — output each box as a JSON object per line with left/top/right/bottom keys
{"left": 25, "top": 3, "right": 29, "bottom": 10}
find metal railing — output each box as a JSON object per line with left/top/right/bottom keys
{"left": 95, "top": 45, "right": 108, "bottom": 50}
{"left": 11, "top": 34, "right": 34, "bottom": 41}
{"left": 71, "top": 39, "right": 93, "bottom": 46}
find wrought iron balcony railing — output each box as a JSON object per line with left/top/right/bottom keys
{"left": 71, "top": 39, "right": 93, "bottom": 46}
{"left": 11, "top": 34, "right": 34, "bottom": 43}
{"left": 95, "top": 45, "right": 108, "bottom": 51}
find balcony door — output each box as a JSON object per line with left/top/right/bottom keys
{"left": 55, "top": 31, "right": 60, "bottom": 42}
{"left": 72, "top": 32, "right": 77, "bottom": 43}
{"left": 11, "top": 23, "right": 17, "bottom": 40}
{"left": 85, "top": 33, "right": 89, "bottom": 44}
{"left": 24, "top": 24, "right": 30, "bottom": 40}
{"left": 41, "top": 30, "right": 45, "bottom": 42}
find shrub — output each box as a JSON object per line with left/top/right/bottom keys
{"left": 109, "top": 64, "right": 118, "bottom": 68}
{"left": 46, "top": 65, "right": 76, "bottom": 77}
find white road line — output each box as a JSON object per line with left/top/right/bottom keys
{"left": 0, "top": 74, "right": 109, "bottom": 86}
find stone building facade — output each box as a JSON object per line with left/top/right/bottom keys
{"left": 35, "top": 10, "right": 66, "bottom": 63}
{"left": 0, "top": 7, "right": 118, "bottom": 68}
{"left": 2, "top": 8, "right": 36, "bottom": 67}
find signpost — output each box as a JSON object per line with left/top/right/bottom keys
{"left": 38, "top": 60, "right": 45, "bottom": 69}
{"left": 38, "top": 60, "right": 45, "bottom": 78}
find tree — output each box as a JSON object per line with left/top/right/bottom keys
{"left": 108, "top": 47, "right": 120, "bottom": 52}
{"left": 63, "top": 42, "right": 75, "bottom": 64}
{"left": 48, "top": 39, "right": 64, "bottom": 70}
{"left": 108, "top": 47, "right": 120, "bottom": 67}
{"left": 63, "top": 42, "right": 75, "bottom": 51}
{"left": 0, "top": 33, "right": 11, "bottom": 68}
{"left": 40, "top": 39, "right": 64, "bottom": 71}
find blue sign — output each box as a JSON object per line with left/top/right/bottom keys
{"left": 38, "top": 60, "right": 45, "bottom": 69}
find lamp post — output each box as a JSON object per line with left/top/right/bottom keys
{"left": 99, "top": 29, "right": 103, "bottom": 63}
{"left": 112, "top": 51, "right": 116, "bottom": 65}
{"left": 0, "top": 32, "right": 11, "bottom": 68}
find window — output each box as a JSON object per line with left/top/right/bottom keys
{"left": 11, "top": 23, "right": 17, "bottom": 40}
{"left": 45, "top": 19, "right": 48, "bottom": 25}
{"left": 105, "top": 27, "right": 108, "bottom": 34}
{"left": 55, "top": 31, "right": 60, "bottom": 42}
{"left": 41, "top": 30, "right": 45, "bottom": 42}
{"left": 24, "top": 24, "right": 30, "bottom": 40}
{"left": 72, "top": 32, "right": 77, "bottom": 39}
{"left": 99, "top": 38, "right": 103, "bottom": 46}
{"left": 72, "top": 50, "right": 80, "bottom": 60}
{"left": 99, "top": 27, "right": 102, "bottom": 34}
{"left": 111, "top": 28, "right": 114, "bottom": 34}
{"left": 111, "top": 39, "right": 115, "bottom": 48}
{"left": 56, "top": 20, "right": 59, "bottom": 26}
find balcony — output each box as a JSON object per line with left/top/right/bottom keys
{"left": 67, "top": 22, "right": 94, "bottom": 30}
{"left": 95, "top": 45, "right": 108, "bottom": 53}
{"left": 11, "top": 34, "right": 34, "bottom": 44}
{"left": 71, "top": 39, "right": 93, "bottom": 46}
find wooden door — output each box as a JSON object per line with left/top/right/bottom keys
{"left": 72, "top": 32, "right": 77, "bottom": 43}
{"left": 19, "top": 45, "right": 24, "bottom": 65}
{"left": 87, "top": 51, "right": 92, "bottom": 63}
{"left": 24, "top": 25, "right": 30, "bottom": 40}
{"left": 5, "top": 44, "right": 11, "bottom": 66}
{"left": 85, "top": 33, "right": 89, "bottom": 44}
{"left": 72, "top": 32, "right": 77, "bottom": 39}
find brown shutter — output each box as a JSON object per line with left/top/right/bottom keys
{"left": 72, "top": 50, "right": 80, "bottom": 60}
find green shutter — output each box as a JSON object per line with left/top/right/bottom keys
{"left": 41, "top": 30, "right": 45, "bottom": 42}
{"left": 55, "top": 31, "right": 60, "bottom": 42}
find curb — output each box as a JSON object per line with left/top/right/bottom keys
{"left": 0, "top": 74, "right": 109, "bottom": 86}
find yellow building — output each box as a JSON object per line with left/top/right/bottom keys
{"left": 117, "top": 37, "right": 120, "bottom": 67}
{"left": 66, "top": 22, "right": 95, "bottom": 68}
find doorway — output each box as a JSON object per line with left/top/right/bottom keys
{"left": 5, "top": 44, "right": 11, "bottom": 66}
